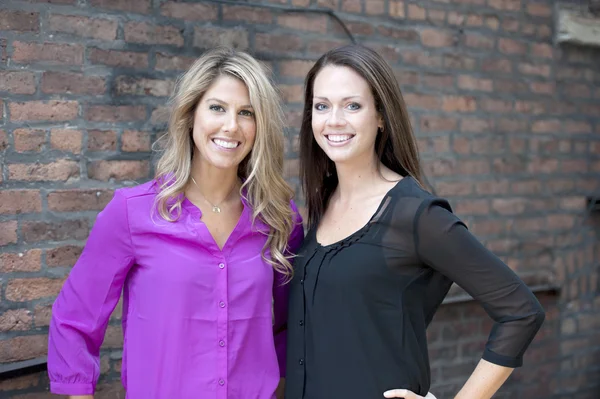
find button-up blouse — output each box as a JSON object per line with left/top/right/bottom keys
{"left": 286, "top": 176, "right": 545, "bottom": 399}
{"left": 48, "top": 180, "right": 304, "bottom": 398}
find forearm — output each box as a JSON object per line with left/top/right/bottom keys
{"left": 454, "top": 359, "right": 513, "bottom": 399}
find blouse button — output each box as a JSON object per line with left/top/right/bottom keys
{"left": 219, "top": 379, "right": 225, "bottom": 386}
{"left": 219, "top": 263, "right": 225, "bottom": 269}
{"left": 219, "top": 301, "right": 226, "bottom": 308}
{"left": 300, "top": 279, "right": 304, "bottom": 285}
{"left": 299, "top": 320, "right": 304, "bottom": 326}
{"left": 219, "top": 340, "right": 225, "bottom": 347}
{"left": 298, "top": 358, "right": 304, "bottom": 365}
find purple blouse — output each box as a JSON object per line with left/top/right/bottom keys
{"left": 48, "top": 180, "right": 304, "bottom": 398}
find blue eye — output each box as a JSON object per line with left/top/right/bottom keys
{"left": 209, "top": 104, "right": 225, "bottom": 112}
{"left": 314, "top": 103, "right": 328, "bottom": 111}
{"left": 347, "top": 102, "right": 361, "bottom": 110}
{"left": 239, "top": 109, "right": 254, "bottom": 117}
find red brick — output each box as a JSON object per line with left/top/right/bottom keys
{"left": 121, "top": 130, "right": 151, "bottom": 152}
{"left": 474, "top": 179, "right": 510, "bottom": 196}
{"left": 515, "top": 100, "right": 545, "bottom": 115}
{"left": 402, "top": 51, "right": 443, "bottom": 68}
{"left": 41, "top": 72, "right": 105, "bottom": 95}
{"left": 481, "top": 98, "right": 513, "bottom": 113}
{"left": 48, "top": 14, "right": 117, "bottom": 40}
{"left": 496, "top": 118, "right": 528, "bottom": 133}
{"left": 50, "top": 129, "right": 82, "bottom": 154}
{"left": 46, "top": 245, "right": 83, "bottom": 267}
{"left": 90, "top": 0, "right": 150, "bottom": 14}
{"left": 423, "top": 158, "right": 455, "bottom": 177}
{"left": 564, "top": 84, "right": 591, "bottom": 99}
{"left": 115, "top": 76, "right": 175, "bottom": 97}
{"left": 0, "top": 10, "right": 39, "bottom": 32}
{"left": 447, "top": 11, "right": 466, "bottom": 25}
{"left": 494, "top": 79, "right": 528, "bottom": 94}
{"left": 464, "top": 34, "right": 495, "bottom": 50}
{"left": 527, "top": 158, "right": 558, "bottom": 174}
{"left": 280, "top": 60, "right": 315, "bottom": 78}
{"left": 124, "top": 22, "right": 183, "bottom": 46}
{"left": 0, "top": 250, "right": 42, "bottom": 273}
{"left": 519, "top": 63, "right": 550, "bottom": 77}
{"left": 89, "top": 48, "right": 149, "bottom": 68}
{"left": 0, "top": 130, "right": 7, "bottom": 152}
{"left": 48, "top": 189, "right": 114, "bottom": 212}
{"left": 530, "top": 82, "right": 555, "bottom": 95}
{"left": 564, "top": 121, "right": 592, "bottom": 134}
{"left": 0, "top": 335, "right": 48, "bottom": 363}
{"left": 444, "top": 54, "right": 476, "bottom": 70}
{"left": 404, "top": 93, "right": 440, "bottom": 110}
{"left": 547, "top": 214, "right": 575, "bottom": 230}
{"left": 492, "top": 198, "right": 527, "bottom": 215}
{"left": 482, "top": 58, "right": 512, "bottom": 74}
{"left": 0, "top": 372, "right": 40, "bottom": 391}
{"left": 34, "top": 303, "right": 53, "bottom": 327}
{"left": 8, "top": 160, "right": 79, "bottom": 182}
{"left": 377, "top": 26, "right": 419, "bottom": 42}
{"left": 365, "top": 43, "right": 401, "bottom": 63}
{"left": 499, "top": 38, "right": 527, "bottom": 55}
{"left": 6, "top": 277, "right": 65, "bottom": 302}
{"left": 88, "top": 160, "right": 150, "bottom": 181}
{"left": 307, "top": 39, "right": 349, "bottom": 56}
{"left": 457, "top": 159, "right": 490, "bottom": 175}
{"left": 0, "top": 309, "right": 33, "bottom": 332}
{"left": 150, "top": 106, "right": 170, "bottom": 125}
{"left": 442, "top": 96, "right": 476, "bottom": 112}
{"left": 13, "top": 129, "right": 45, "bottom": 152}
{"left": 12, "top": 42, "right": 83, "bottom": 65}
{"left": 527, "top": 3, "right": 552, "bottom": 17}
{"left": 488, "top": 0, "right": 521, "bottom": 11}
{"left": 222, "top": 5, "right": 273, "bottom": 23}
{"left": 408, "top": 4, "right": 426, "bottom": 20}
{"left": 456, "top": 199, "right": 492, "bottom": 216}
{"left": 428, "top": 9, "right": 446, "bottom": 25}
{"left": 193, "top": 26, "right": 249, "bottom": 51}
{"left": 279, "top": 14, "right": 327, "bottom": 33}
{"left": 532, "top": 119, "right": 560, "bottom": 133}
{"left": 0, "top": 221, "right": 18, "bottom": 246}
{"left": 22, "top": 219, "right": 89, "bottom": 243}
{"left": 86, "top": 105, "right": 146, "bottom": 122}
{"left": 88, "top": 129, "right": 117, "bottom": 151}
{"left": 389, "top": 0, "right": 405, "bottom": 18}
{"left": 292, "top": 0, "right": 311, "bottom": 5}
{"left": 341, "top": 0, "right": 362, "bottom": 12}
{"left": 10, "top": 100, "right": 78, "bottom": 122}
{"left": 0, "top": 71, "right": 36, "bottom": 94}
{"left": 485, "top": 15, "right": 500, "bottom": 30}
{"left": 531, "top": 43, "right": 553, "bottom": 59}
{"left": 279, "top": 84, "right": 304, "bottom": 104}
{"left": 255, "top": 33, "right": 303, "bottom": 54}
{"left": 0, "top": 190, "right": 42, "bottom": 215}
{"left": 156, "top": 53, "right": 196, "bottom": 72}
{"left": 365, "top": 0, "right": 385, "bottom": 15}
{"left": 160, "top": 1, "right": 217, "bottom": 21}
{"left": 436, "top": 181, "right": 472, "bottom": 197}
{"left": 29, "top": 0, "right": 76, "bottom": 3}
{"left": 420, "top": 116, "right": 457, "bottom": 132}
{"left": 562, "top": 159, "right": 588, "bottom": 173}
{"left": 460, "top": 118, "right": 492, "bottom": 133}
{"left": 458, "top": 75, "right": 493, "bottom": 91}
{"left": 421, "top": 29, "right": 455, "bottom": 47}
{"left": 394, "top": 70, "right": 419, "bottom": 86}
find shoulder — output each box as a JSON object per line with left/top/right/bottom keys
{"left": 115, "top": 179, "right": 158, "bottom": 201}
{"left": 289, "top": 198, "right": 303, "bottom": 224}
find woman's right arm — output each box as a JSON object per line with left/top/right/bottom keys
{"left": 48, "top": 190, "right": 136, "bottom": 396}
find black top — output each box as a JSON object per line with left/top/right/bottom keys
{"left": 285, "top": 177, "right": 545, "bottom": 399}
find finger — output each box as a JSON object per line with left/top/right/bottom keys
{"left": 383, "top": 389, "right": 414, "bottom": 398}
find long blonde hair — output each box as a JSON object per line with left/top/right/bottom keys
{"left": 154, "top": 47, "right": 296, "bottom": 276}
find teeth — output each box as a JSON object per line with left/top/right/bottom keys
{"left": 213, "top": 139, "right": 239, "bottom": 149}
{"left": 327, "top": 134, "right": 353, "bottom": 142}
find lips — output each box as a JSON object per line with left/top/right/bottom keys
{"left": 212, "top": 138, "right": 240, "bottom": 149}
{"left": 325, "top": 134, "right": 355, "bottom": 143}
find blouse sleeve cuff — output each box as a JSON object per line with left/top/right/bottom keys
{"left": 50, "top": 381, "right": 95, "bottom": 395}
{"left": 482, "top": 347, "right": 522, "bottom": 368}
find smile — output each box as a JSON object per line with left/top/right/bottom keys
{"left": 326, "top": 134, "right": 354, "bottom": 143}
{"left": 212, "top": 138, "right": 240, "bottom": 149}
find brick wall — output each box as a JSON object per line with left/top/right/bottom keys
{"left": 0, "top": 0, "right": 599, "bottom": 397}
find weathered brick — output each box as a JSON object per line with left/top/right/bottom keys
{"left": 402, "top": 51, "right": 443, "bottom": 68}
{"left": 89, "top": 48, "right": 149, "bottom": 68}
{"left": 0, "top": 130, "right": 7, "bottom": 152}
{"left": 0, "top": 309, "right": 32, "bottom": 332}
{"left": 519, "top": 63, "right": 550, "bottom": 77}
{"left": 88, "top": 130, "right": 117, "bottom": 151}
{"left": 46, "top": 245, "right": 83, "bottom": 267}
{"left": 90, "top": 0, "right": 150, "bottom": 14}
{"left": 8, "top": 160, "right": 80, "bottom": 181}
{"left": 365, "top": 0, "right": 385, "bottom": 15}
{"left": 377, "top": 26, "right": 419, "bottom": 42}
{"left": 9, "top": 100, "right": 78, "bottom": 122}
{"left": 0, "top": 10, "right": 39, "bottom": 31}
{"left": 42, "top": 72, "right": 106, "bottom": 95}
{"left": 444, "top": 54, "right": 476, "bottom": 70}
{"left": 255, "top": 33, "right": 303, "bottom": 54}
{"left": 481, "top": 98, "right": 512, "bottom": 113}
{"left": 464, "top": 34, "right": 495, "bottom": 50}
{"left": 564, "top": 121, "right": 592, "bottom": 134}
{"left": 115, "top": 76, "right": 175, "bottom": 97}
{"left": 13, "top": 129, "right": 45, "bottom": 152}
{"left": 48, "top": 14, "right": 117, "bottom": 40}
{"left": 0, "top": 71, "right": 36, "bottom": 94}
{"left": 33, "top": 303, "right": 53, "bottom": 328}
{"left": 442, "top": 96, "right": 477, "bottom": 112}
{"left": 460, "top": 118, "right": 492, "bottom": 133}
{"left": 488, "top": 0, "right": 521, "bottom": 11}
{"left": 50, "top": 129, "right": 83, "bottom": 154}
{"left": 421, "top": 29, "right": 455, "bottom": 47}
{"left": 0, "top": 221, "right": 18, "bottom": 246}
{"left": 482, "top": 58, "right": 512, "bottom": 74}
{"left": 404, "top": 93, "right": 440, "bottom": 110}
{"left": 458, "top": 75, "right": 493, "bottom": 91}
{"left": 530, "top": 82, "right": 555, "bottom": 95}
{"left": 389, "top": 0, "right": 405, "bottom": 18}
{"left": 427, "top": 9, "right": 446, "bottom": 25}
{"left": 156, "top": 53, "right": 196, "bottom": 72}
{"left": 0, "top": 335, "right": 48, "bottom": 363}
{"left": 193, "top": 26, "right": 249, "bottom": 51}
{"left": 420, "top": 116, "right": 458, "bottom": 132}
{"left": 48, "top": 189, "right": 114, "bottom": 212}
{"left": 527, "top": 3, "right": 552, "bottom": 17}
{"left": 124, "top": 22, "right": 184, "bottom": 46}
{"left": 307, "top": 39, "right": 348, "bottom": 56}
{"left": 21, "top": 219, "right": 89, "bottom": 243}
{"left": 161, "top": 1, "right": 218, "bottom": 21}
{"left": 278, "top": 14, "right": 327, "bottom": 33}
{"left": 341, "top": 0, "right": 362, "bottom": 12}
{"left": 88, "top": 160, "right": 150, "bottom": 181}
{"left": 499, "top": 38, "right": 527, "bottom": 55}
{"left": 122, "top": 130, "right": 151, "bottom": 152}
{"left": 532, "top": 119, "right": 561, "bottom": 133}
{"left": 531, "top": 43, "right": 553, "bottom": 59}
{"left": 12, "top": 42, "right": 84, "bottom": 65}
{"left": 0, "top": 190, "right": 42, "bottom": 214}
{"left": 222, "top": 5, "right": 273, "bottom": 23}
{"left": 86, "top": 105, "right": 146, "bottom": 122}
{"left": 0, "top": 373, "right": 40, "bottom": 391}
{"left": 0, "top": 250, "right": 42, "bottom": 273}
{"left": 408, "top": 4, "right": 426, "bottom": 20}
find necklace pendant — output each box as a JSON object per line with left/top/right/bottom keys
{"left": 212, "top": 205, "right": 221, "bottom": 213}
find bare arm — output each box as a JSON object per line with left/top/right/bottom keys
{"left": 454, "top": 359, "right": 513, "bottom": 399}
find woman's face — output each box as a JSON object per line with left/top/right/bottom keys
{"left": 192, "top": 74, "right": 256, "bottom": 172}
{"left": 311, "top": 65, "right": 383, "bottom": 166}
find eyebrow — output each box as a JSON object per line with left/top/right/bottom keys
{"left": 314, "top": 95, "right": 361, "bottom": 101}
{"left": 205, "top": 98, "right": 253, "bottom": 108}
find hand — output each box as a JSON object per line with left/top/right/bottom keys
{"left": 383, "top": 389, "right": 437, "bottom": 399}
{"left": 275, "top": 378, "right": 285, "bottom": 399}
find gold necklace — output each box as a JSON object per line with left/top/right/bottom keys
{"left": 189, "top": 176, "right": 236, "bottom": 213}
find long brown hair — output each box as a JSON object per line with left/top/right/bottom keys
{"left": 300, "top": 44, "right": 422, "bottom": 227}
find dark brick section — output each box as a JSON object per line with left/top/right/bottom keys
{"left": 0, "top": 0, "right": 599, "bottom": 398}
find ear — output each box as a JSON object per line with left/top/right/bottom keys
{"left": 377, "top": 113, "right": 385, "bottom": 132}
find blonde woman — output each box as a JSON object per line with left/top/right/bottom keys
{"left": 48, "top": 47, "right": 303, "bottom": 399}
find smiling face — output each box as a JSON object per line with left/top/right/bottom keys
{"left": 191, "top": 74, "right": 256, "bottom": 172}
{"left": 311, "top": 65, "right": 383, "bottom": 166}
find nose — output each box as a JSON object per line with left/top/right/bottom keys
{"left": 223, "top": 112, "right": 239, "bottom": 133}
{"left": 326, "top": 107, "right": 346, "bottom": 127}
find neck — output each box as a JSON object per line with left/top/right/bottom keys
{"left": 334, "top": 152, "right": 381, "bottom": 202}
{"left": 189, "top": 157, "right": 240, "bottom": 204}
